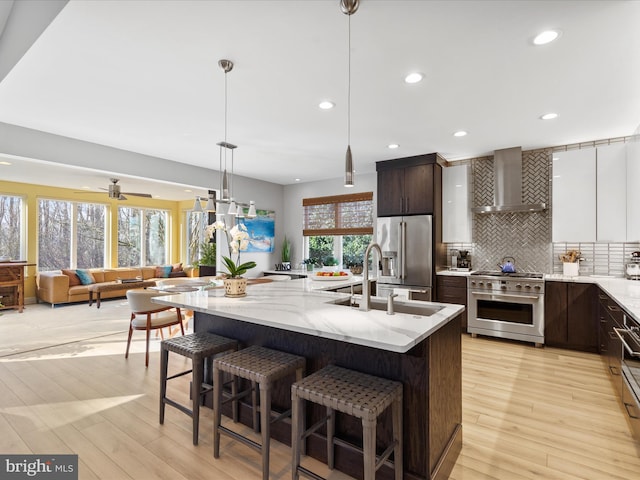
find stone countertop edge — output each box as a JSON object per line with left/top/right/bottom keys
{"left": 437, "top": 269, "right": 472, "bottom": 276}
{"left": 152, "top": 277, "right": 464, "bottom": 354}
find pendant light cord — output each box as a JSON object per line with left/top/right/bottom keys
{"left": 347, "top": 13, "right": 351, "bottom": 146}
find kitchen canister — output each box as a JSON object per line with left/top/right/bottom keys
{"left": 563, "top": 262, "right": 579, "bottom": 277}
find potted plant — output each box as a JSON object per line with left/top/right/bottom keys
{"left": 281, "top": 236, "right": 291, "bottom": 270}
{"left": 208, "top": 221, "right": 256, "bottom": 297}
{"left": 302, "top": 258, "right": 317, "bottom": 272}
{"left": 195, "top": 241, "right": 217, "bottom": 277}
{"left": 322, "top": 256, "right": 339, "bottom": 271}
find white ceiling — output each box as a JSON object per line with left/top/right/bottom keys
{"left": 0, "top": 0, "right": 639, "bottom": 200}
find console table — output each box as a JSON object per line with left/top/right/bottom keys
{"left": 0, "top": 261, "right": 35, "bottom": 313}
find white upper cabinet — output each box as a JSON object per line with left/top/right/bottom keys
{"left": 442, "top": 164, "right": 472, "bottom": 243}
{"left": 627, "top": 134, "right": 640, "bottom": 241}
{"left": 596, "top": 143, "right": 627, "bottom": 242}
{"left": 552, "top": 148, "right": 596, "bottom": 242}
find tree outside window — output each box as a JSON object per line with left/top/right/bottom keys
{"left": 0, "top": 195, "right": 24, "bottom": 261}
{"left": 118, "top": 206, "right": 168, "bottom": 267}
{"left": 38, "top": 199, "right": 105, "bottom": 270}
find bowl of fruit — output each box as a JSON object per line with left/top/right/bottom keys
{"left": 310, "top": 270, "right": 353, "bottom": 281}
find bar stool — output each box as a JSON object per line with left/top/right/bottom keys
{"left": 213, "top": 345, "right": 306, "bottom": 480}
{"left": 291, "top": 364, "right": 403, "bottom": 480}
{"left": 159, "top": 332, "right": 238, "bottom": 445}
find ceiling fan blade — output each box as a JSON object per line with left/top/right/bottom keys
{"left": 122, "top": 192, "right": 153, "bottom": 198}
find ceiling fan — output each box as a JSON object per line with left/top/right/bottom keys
{"left": 97, "top": 178, "right": 153, "bottom": 200}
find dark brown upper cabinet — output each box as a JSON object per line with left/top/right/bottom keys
{"left": 376, "top": 154, "right": 439, "bottom": 217}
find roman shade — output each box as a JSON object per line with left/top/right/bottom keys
{"left": 303, "top": 192, "right": 373, "bottom": 236}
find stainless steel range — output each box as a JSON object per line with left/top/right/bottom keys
{"left": 467, "top": 271, "right": 545, "bottom": 346}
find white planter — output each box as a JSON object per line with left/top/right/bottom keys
{"left": 563, "top": 262, "right": 579, "bottom": 277}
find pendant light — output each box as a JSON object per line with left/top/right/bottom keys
{"left": 216, "top": 59, "right": 256, "bottom": 218}
{"left": 341, "top": 0, "right": 359, "bottom": 188}
{"left": 193, "top": 196, "right": 204, "bottom": 213}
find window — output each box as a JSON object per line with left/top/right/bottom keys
{"left": 118, "top": 206, "right": 169, "bottom": 267}
{"left": 0, "top": 194, "right": 24, "bottom": 260}
{"left": 303, "top": 192, "right": 373, "bottom": 267}
{"left": 38, "top": 199, "right": 106, "bottom": 271}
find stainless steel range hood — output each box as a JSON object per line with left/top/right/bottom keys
{"left": 471, "top": 146, "right": 547, "bottom": 214}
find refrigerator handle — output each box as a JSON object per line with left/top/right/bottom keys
{"left": 400, "top": 221, "right": 407, "bottom": 279}
{"left": 396, "top": 222, "right": 403, "bottom": 279}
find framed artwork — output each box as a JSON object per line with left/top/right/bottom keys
{"left": 239, "top": 208, "right": 275, "bottom": 253}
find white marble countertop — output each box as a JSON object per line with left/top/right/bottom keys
{"left": 153, "top": 277, "right": 464, "bottom": 353}
{"left": 546, "top": 274, "right": 640, "bottom": 323}
{"left": 436, "top": 269, "right": 472, "bottom": 276}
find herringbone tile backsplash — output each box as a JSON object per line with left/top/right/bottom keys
{"left": 445, "top": 139, "right": 636, "bottom": 276}
{"left": 472, "top": 150, "right": 552, "bottom": 273}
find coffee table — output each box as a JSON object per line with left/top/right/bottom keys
{"left": 88, "top": 280, "right": 156, "bottom": 308}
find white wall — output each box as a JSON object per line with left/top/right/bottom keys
{"left": 282, "top": 172, "right": 377, "bottom": 266}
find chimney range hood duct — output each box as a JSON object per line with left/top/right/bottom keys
{"left": 472, "top": 146, "right": 546, "bottom": 214}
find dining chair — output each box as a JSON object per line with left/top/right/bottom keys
{"left": 125, "top": 288, "right": 184, "bottom": 367}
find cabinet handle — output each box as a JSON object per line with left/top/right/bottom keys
{"left": 624, "top": 402, "right": 639, "bottom": 419}
{"left": 598, "top": 294, "right": 607, "bottom": 300}
{"left": 405, "top": 197, "right": 409, "bottom": 212}
{"left": 608, "top": 305, "right": 621, "bottom": 312}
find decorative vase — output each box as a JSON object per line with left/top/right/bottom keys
{"left": 563, "top": 262, "right": 579, "bottom": 277}
{"left": 224, "top": 277, "right": 247, "bottom": 297}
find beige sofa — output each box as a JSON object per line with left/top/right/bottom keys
{"left": 36, "top": 266, "right": 188, "bottom": 306}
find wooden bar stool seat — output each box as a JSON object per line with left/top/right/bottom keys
{"left": 213, "top": 345, "right": 306, "bottom": 480}
{"left": 291, "top": 364, "right": 403, "bottom": 480}
{"left": 160, "top": 332, "right": 238, "bottom": 445}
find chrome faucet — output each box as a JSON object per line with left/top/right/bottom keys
{"left": 360, "top": 242, "right": 383, "bottom": 311}
{"left": 386, "top": 293, "right": 398, "bottom": 315}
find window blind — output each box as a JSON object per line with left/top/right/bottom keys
{"left": 303, "top": 192, "right": 373, "bottom": 236}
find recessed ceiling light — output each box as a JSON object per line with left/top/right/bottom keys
{"left": 80, "top": 186, "right": 91, "bottom": 190}
{"left": 533, "top": 30, "right": 560, "bottom": 45}
{"left": 404, "top": 72, "right": 424, "bottom": 84}
{"left": 318, "top": 101, "right": 335, "bottom": 110}
{"left": 184, "top": 189, "right": 192, "bottom": 192}
{"left": 453, "top": 131, "right": 468, "bottom": 137}
{"left": 295, "top": 178, "right": 301, "bottom": 182}
{"left": 540, "top": 112, "right": 558, "bottom": 120}
{"left": 387, "top": 144, "right": 399, "bottom": 149}
{"left": 0, "top": 161, "right": 11, "bottom": 165}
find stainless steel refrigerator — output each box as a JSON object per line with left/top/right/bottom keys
{"left": 375, "top": 215, "right": 433, "bottom": 301}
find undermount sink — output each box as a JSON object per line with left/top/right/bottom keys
{"left": 333, "top": 297, "right": 444, "bottom": 317}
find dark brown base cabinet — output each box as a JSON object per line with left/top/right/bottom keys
{"left": 436, "top": 275, "right": 468, "bottom": 331}
{"left": 544, "top": 281, "right": 597, "bottom": 352}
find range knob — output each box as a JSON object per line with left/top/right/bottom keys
{"left": 500, "top": 284, "right": 507, "bottom": 290}
{"left": 515, "top": 284, "right": 522, "bottom": 289}
{"left": 470, "top": 281, "right": 476, "bottom": 286}
{"left": 487, "top": 282, "right": 492, "bottom": 288}
{"left": 478, "top": 281, "right": 484, "bottom": 286}
{"left": 534, "top": 285, "right": 541, "bottom": 290}
{"left": 525, "top": 284, "right": 532, "bottom": 289}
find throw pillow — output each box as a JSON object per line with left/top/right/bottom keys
{"left": 61, "top": 269, "right": 81, "bottom": 286}
{"left": 76, "top": 269, "right": 96, "bottom": 285}
{"left": 155, "top": 265, "right": 173, "bottom": 278}
{"left": 171, "top": 262, "right": 183, "bottom": 272}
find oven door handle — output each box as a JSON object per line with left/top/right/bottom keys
{"left": 470, "top": 292, "right": 540, "bottom": 301}
{"left": 613, "top": 327, "right": 640, "bottom": 357}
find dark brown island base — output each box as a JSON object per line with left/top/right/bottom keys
{"left": 194, "top": 310, "right": 462, "bottom": 480}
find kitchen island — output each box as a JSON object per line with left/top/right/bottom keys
{"left": 154, "top": 277, "right": 464, "bottom": 480}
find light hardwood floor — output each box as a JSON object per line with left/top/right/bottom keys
{"left": 0, "top": 300, "right": 638, "bottom": 479}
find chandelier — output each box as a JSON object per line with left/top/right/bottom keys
{"left": 193, "top": 59, "right": 256, "bottom": 218}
